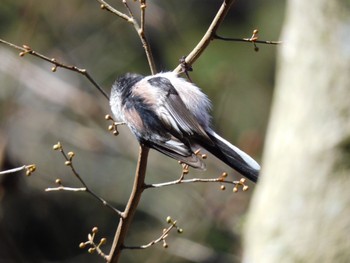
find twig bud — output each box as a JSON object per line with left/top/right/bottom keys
{"left": 92, "top": 227, "right": 99, "bottom": 234}
{"left": 88, "top": 247, "right": 95, "bottom": 254}
{"left": 166, "top": 216, "right": 172, "bottom": 224}
{"left": 243, "top": 185, "right": 249, "bottom": 191}
{"left": 22, "top": 44, "right": 31, "bottom": 50}
{"left": 55, "top": 178, "right": 62, "bottom": 185}
{"left": 233, "top": 187, "right": 238, "bottom": 193}
{"left": 239, "top": 178, "right": 246, "bottom": 184}
{"left": 221, "top": 172, "right": 228, "bottom": 178}
{"left": 65, "top": 161, "right": 71, "bottom": 166}
{"left": 220, "top": 185, "right": 226, "bottom": 190}
{"left": 67, "top": 151, "right": 75, "bottom": 159}
{"left": 79, "top": 242, "right": 86, "bottom": 249}
{"left": 53, "top": 142, "right": 62, "bottom": 151}
{"left": 100, "top": 238, "right": 107, "bottom": 245}
{"left": 25, "top": 164, "right": 36, "bottom": 176}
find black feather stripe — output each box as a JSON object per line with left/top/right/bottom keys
{"left": 202, "top": 133, "right": 259, "bottom": 183}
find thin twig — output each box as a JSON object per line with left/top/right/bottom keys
{"left": 0, "top": 164, "right": 36, "bottom": 176}
{"left": 140, "top": 0, "right": 147, "bottom": 34}
{"left": 97, "top": 0, "right": 132, "bottom": 22}
{"left": 0, "top": 165, "right": 27, "bottom": 175}
{"left": 145, "top": 177, "right": 240, "bottom": 188}
{"left": 45, "top": 186, "right": 87, "bottom": 192}
{"left": 0, "top": 38, "right": 109, "bottom": 100}
{"left": 121, "top": 0, "right": 134, "bottom": 18}
{"left": 50, "top": 143, "right": 123, "bottom": 216}
{"left": 124, "top": 223, "right": 176, "bottom": 250}
{"left": 107, "top": 146, "right": 150, "bottom": 263}
{"left": 173, "top": 0, "right": 236, "bottom": 74}
{"left": 80, "top": 227, "right": 108, "bottom": 260}
{"left": 214, "top": 34, "right": 282, "bottom": 45}
{"left": 96, "top": 0, "right": 156, "bottom": 74}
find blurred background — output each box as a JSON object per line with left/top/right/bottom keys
{"left": 0, "top": 1, "right": 285, "bottom": 262}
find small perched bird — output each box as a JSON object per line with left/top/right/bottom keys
{"left": 110, "top": 72, "right": 260, "bottom": 182}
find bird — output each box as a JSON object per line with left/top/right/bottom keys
{"left": 109, "top": 72, "right": 260, "bottom": 183}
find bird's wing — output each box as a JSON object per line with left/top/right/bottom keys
{"left": 122, "top": 95, "right": 206, "bottom": 169}
{"left": 151, "top": 136, "right": 206, "bottom": 170}
{"left": 143, "top": 76, "right": 212, "bottom": 141}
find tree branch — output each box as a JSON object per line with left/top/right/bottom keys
{"left": 0, "top": 39, "right": 109, "bottom": 100}
{"left": 49, "top": 142, "right": 123, "bottom": 216}
{"left": 0, "top": 164, "right": 36, "bottom": 176}
{"left": 173, "top": 0, "right": 236, "bottom": 73}
{"left": 107, "top": 145, "right": 150, "bottom": 263}
{"left": 97, "top": 0, "right": 157, "bottom": 74}
{"left": 123, "top": 217, "right": 181, "bottom": 250}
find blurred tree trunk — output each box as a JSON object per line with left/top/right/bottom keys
{"left": 243, "top": 0, "right": 350, "bottom": 262}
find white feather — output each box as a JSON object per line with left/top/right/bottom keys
{"left": 210, "top": 131, "right": 261, "bottom": 171}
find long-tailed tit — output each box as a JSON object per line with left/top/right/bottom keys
{"left": 110, "top": 72, "right": 260, "bottom": 182}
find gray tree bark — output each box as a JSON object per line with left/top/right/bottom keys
{"left": 243, "top": 0, "right": 350, "bottom": 262}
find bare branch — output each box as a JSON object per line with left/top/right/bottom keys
{"left": 145, "top": 176, "right": 249, "bottom": 192}
{"left": 0, "top": 39, "right": 109, "bottom": 100}
{"left": 50, "top": 142, "right": 123, "bottom": 216}
{"left": 124, "top": 225, "right": 175, "bottom": 250}
{"left": 97, "top": 0, "right": 132, "bottom": 22}
{"left": 173, "top": 0, "right": 236, "bottom": 74}
{"left": 0, "top": 164, "right": 36, "bottom": 176}
{"left": 124, "top": 216, "right": 181, "bottom": 250}
{"left": 80, "top": 227, "right": 108, "bottom": 260}
{"left": 96, "top": 0, "right": 156, "bottom": 74}
{"left": 214, "top": 29, "right": 282, "bottom": 51}
{"left": 140, "top": 0, "right": 147, "bottom": 35}
{"left": 45, "top": 186, "right": 87, "bottom": 192}
{"left": 215, "top": 34, "right": 282, "bottom": 45}
{"left": 107, "top": 146, "right": 150, "bottom": 263}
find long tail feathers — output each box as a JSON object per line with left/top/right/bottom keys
{"left": 204, "top": 131, "right": 260, "bottom": 183}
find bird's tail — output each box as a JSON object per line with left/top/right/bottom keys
{"left": 203, "top": 130, "right": 260, "bottom": 183}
